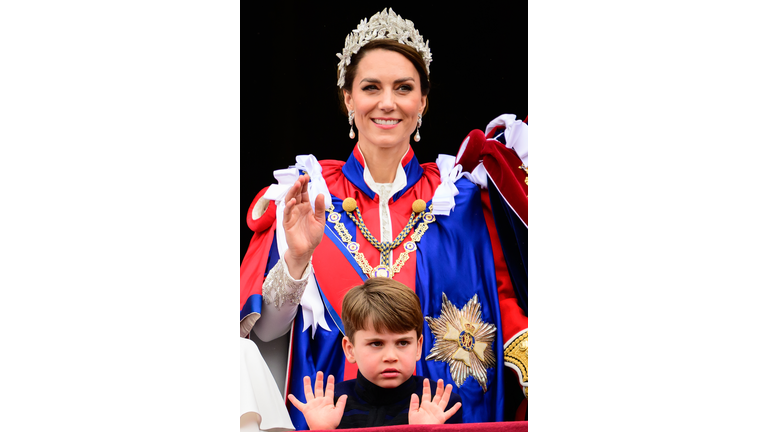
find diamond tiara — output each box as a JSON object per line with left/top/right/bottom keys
{"left": 336, "top": 8, "right": 432, "bottom": 89}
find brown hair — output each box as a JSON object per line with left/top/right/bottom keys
{"left": 341, "top": 277, "right": 424, "bottom": 343}
{"left": 338, "top": 39, "right": 431, "bottom": 115}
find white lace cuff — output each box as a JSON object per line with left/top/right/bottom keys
{"left": 262, "top": 256, "right": 312, "bottom": 311}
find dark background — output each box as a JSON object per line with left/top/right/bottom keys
{"left": 242, "top": 2, "right": 528, "bottom": 261}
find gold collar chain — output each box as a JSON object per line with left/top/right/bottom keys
{"left": 326, "top": 198, "right": 436, "bottom": 278}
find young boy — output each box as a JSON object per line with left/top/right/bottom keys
{"left": 287, "top": 277, "right": 463, "bottom": 430}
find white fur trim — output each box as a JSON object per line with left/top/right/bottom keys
{"left": 484, "top": 114, "right": 528, "bottom": 167}
{"left": 251, "top": 197, "right": 271, "bottom": 221}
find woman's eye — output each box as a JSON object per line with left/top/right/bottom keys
{"left": 397, "top": 85, "right": 413, "bottom": 92}
{"left": 363, "top": 85, "right": 378, "bottom": 91}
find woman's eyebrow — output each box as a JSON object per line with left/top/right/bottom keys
{"left": 359, "top": 77, "right": 415, "bottom": 84}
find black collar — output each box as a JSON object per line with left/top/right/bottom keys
{"left": 354, "top": 371, "right": 421, "bottom": 406}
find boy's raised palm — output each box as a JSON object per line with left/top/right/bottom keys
{"left": 287, "top": 371, "right": 347, "bottom": 430}
{"left": 408, "top": 378, "right": 462, "bottom": 425}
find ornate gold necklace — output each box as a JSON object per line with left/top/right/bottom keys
{"left": 326, "top": 198, "right": 436, "bottom": 278}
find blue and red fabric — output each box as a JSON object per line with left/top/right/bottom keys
{"left": 241, "top": 142, "right": 528, "bottom": 429}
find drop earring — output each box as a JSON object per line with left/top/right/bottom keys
{"left": 414, "top": 113, "right": 423, "bottom": 142}
{"left": 348, "top": 110, "right": 355, "bottom": 139}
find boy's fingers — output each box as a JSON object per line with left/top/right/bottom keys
{"left": 287, "top": 394, "right": 305, "bottom": 411}
{"left": 408, "top": 393, "right": 420, "bottom": 413}
{"left": 326, "top": 374, "right": 336, "bottom": 399}
{"left": 336, "top": 394, "right": 348, "bottom": 412}
{"left": 438, "top": 384, "right": 453, "bottom": 409}
{"left": 421, "top": 378, "right": 431, "bottom": 403}
{"left": 445, "top": 402, "right": 462, "bottom": 419}
{"left": 303, "top": 375, "right": 314, "bottom": 400}
{"left": 434, "top": 379, "right": 444, "bottom": 402}
{"left": 315, "top": 371, "right": 325, "bottom": 398}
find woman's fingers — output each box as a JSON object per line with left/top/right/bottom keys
{"left": 286, "top": 177, "right": 302, "bottom": 203}
{"left": 314, "top": 193, "right": 326, "bottom": 222}
{"left": 283, "top": 179, "right": 301, "bottom": 223}
{"left": 300, "top": 174, "right": 310, "bottom": 203}
{"left": 284, "top": 175, "right": 321, "bottom": 217}
{"left": 283, "top": 176, "right": 311, "bottom": 223}
{"left": 285, "top": 175, "right": 308, "bottom": 206}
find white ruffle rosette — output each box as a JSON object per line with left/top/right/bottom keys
{"left": 431, "top": 154, "right": 465, "bottom": 216}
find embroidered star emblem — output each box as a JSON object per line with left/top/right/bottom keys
{"left": 425, "top": 293, "right": 496, "bottom": 392}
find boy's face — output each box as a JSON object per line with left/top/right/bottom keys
{"left": 342, "top": 327, "right": 423, "bottom": 389}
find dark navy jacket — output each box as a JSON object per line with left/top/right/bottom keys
{"left": 333, "top": 372, "right": 463, "bottom": 429}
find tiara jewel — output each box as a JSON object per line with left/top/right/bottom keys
{"left": 336, "top": 8, "right": 432, "bottom": 88}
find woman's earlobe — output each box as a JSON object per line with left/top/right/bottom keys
{"left": 344, "top": 91, "right": 354, "bottom": 112}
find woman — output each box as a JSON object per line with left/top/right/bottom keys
{"left": 240, "top": 9, "right": 528, "bottom": 429}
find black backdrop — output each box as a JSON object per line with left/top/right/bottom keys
{"left": 242, "top": 2, "right": 527, "bottom": 261}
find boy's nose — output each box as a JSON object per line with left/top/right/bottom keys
{"left": 382, "top": 347, "right": 398, "bottom": 361}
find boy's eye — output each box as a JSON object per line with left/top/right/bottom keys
{"left": 370, "top": 341, "right": 383, "bottom": 347}
{"left": 397, "top": 340, "right": 410, "bottom": 346}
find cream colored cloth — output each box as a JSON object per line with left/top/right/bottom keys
{"left": 240, "top": 338, "right": 294, "bottom": 432}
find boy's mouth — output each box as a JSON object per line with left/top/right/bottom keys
{"left": 381, "top": 368, "right": 400, "bottom": 378}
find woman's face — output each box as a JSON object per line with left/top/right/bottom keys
{"left": 344, "top": 49, "right": 427, "bottom": 155}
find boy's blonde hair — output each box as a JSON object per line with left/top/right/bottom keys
{"left": 341, "top": 277, "right": 423, "bottom": 343}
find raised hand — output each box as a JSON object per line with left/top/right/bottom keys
{"left": 287, "top": 371, "right": 348, "bottom": 431}
{"left": 282, "top": 174, "right": 326, "bottom": 278}
{"left": 408, "top": 378, "right": 462, "bottom": 425}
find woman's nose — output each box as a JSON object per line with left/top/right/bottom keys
{"left": 378, "top": 91, "right": 395, "bottom": 111}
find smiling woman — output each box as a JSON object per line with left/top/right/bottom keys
{"left": 241, "top": 4, "right": 527, "bottom": 261}
{"left": 241, "top": 5, "right": 528, "bottom": 430}
{"left": 344, "top": 48, "right": 427, "bottom": 183}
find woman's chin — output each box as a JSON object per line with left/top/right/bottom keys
{"left": 359, "top": 135, "right": 412, "bottom": 152}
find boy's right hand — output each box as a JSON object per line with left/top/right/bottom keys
{"left": 287, "top": 371, "right": 347, "bottom": 430}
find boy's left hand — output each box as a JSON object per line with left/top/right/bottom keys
{"left": 408, "top": 378, "right": 462, "bottom": 425}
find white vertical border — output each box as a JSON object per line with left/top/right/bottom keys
{"left": 533, "top": 1, "right": 768, "bottom": 430}
{"left": 1, "top": 1, "right": 239, "bottom": 429}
